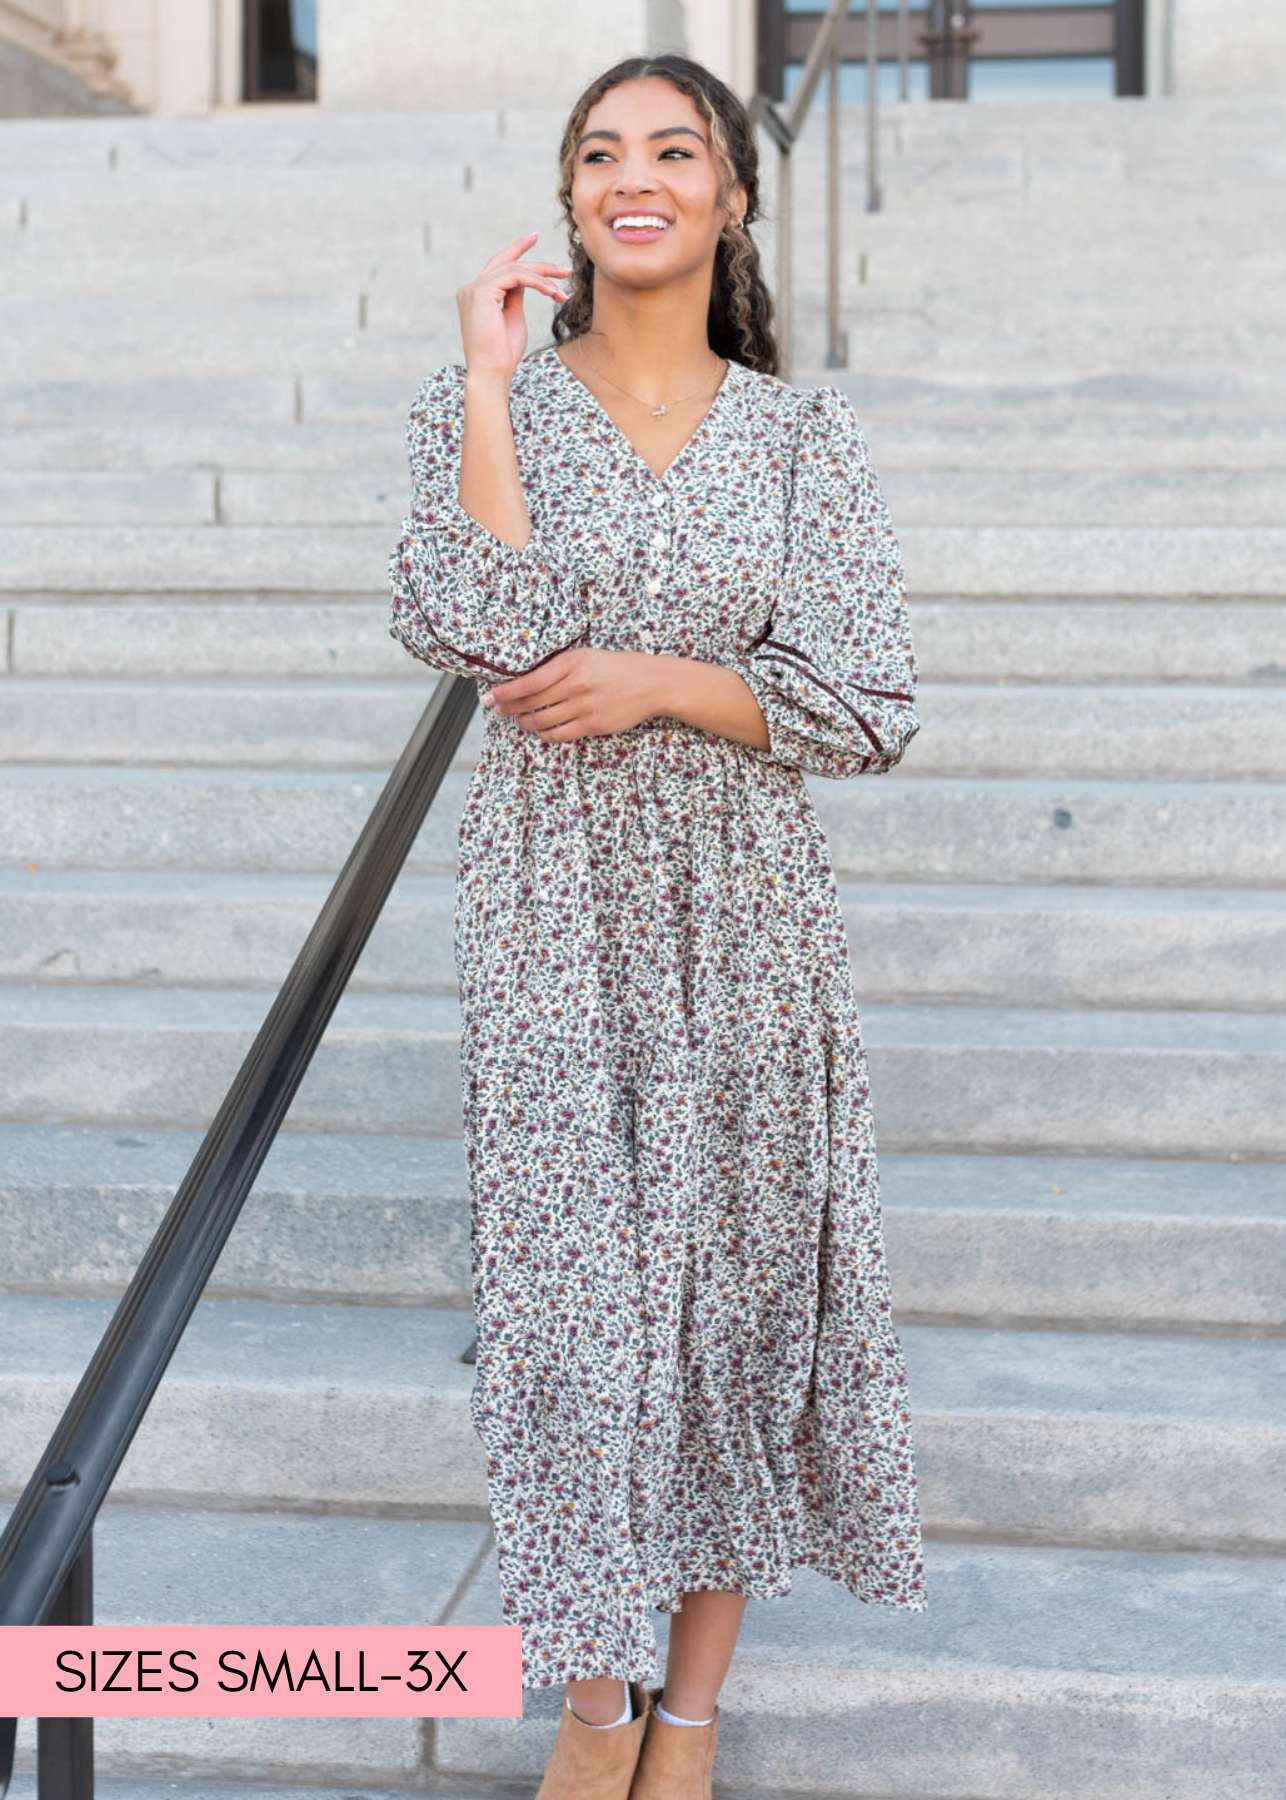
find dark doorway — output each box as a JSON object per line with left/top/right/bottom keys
{"left": 244, "top": 0, "right": 318, "bottom": 101}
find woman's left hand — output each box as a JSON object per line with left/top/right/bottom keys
{"left": 480, "top": 646, "right": 663, "bottom": 742}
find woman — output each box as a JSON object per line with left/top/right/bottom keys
{"left": 388, "top": 51, "right": 927, "bottom": 1800}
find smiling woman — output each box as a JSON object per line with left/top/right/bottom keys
{"left": 386, "top": 50, "right": 927, "bottom": 1799}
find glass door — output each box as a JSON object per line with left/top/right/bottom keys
{"left": 765, "top": 0, "right": 1146, "bottom": 103}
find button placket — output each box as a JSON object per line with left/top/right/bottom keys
{"left": 640, "top": 483, "right": 670, "bottom": 648}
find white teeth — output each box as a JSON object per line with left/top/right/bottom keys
{"left": 612, "top": 216, "right": 669, "bottom": 230}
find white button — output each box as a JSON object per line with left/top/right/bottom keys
{"left": 650, "top": 532, "right": 667, "bottom": 550}
{"left": 649, "top": 489, "right": 668, "bottom": 506}
{"left": 645, "top": 577, "right": 662, "bottom": 595}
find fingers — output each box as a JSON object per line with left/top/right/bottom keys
{"left": 493, "top": 268, "right": 570, "bottom": 304}
{"left": 462, "top": 266, "right": 569, "bottom": 309}
{"left": 481, "top": 232, "right": 571, "bottom": 276}
{"left": 487, "top": 660, "right": 569, "bottom": 705}
{"left": 481, "top": 230, "right": 540, "bottom": 270}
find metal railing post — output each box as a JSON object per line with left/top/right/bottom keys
{"left": 0, "top": 674, "right": 476, "bottom": 1800}
{"left": 756, "top": 0, "right": 863, "bottom": 379}
{"left": 866, "top": 0, "right": 882, "bottom": 212}
{"left": 777, "top": 143, "right": 791, "bottom": 380}
{"left": 36, "top": 1528, "right": 94, "bottom": 1800}
{"left": 825, "top": 39, "right": 842, "bottom": 365}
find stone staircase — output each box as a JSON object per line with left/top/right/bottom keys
{"left": 2, "top": 94, "right": 1284, "bottom": 1800}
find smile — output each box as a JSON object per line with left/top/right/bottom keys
{"left": 610, "top": 215, "right": 671, "bottom": 240}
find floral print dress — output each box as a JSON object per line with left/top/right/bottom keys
{"left": 388, "top": 342, "right": 928, "bottom": 1689}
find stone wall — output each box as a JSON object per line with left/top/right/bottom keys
{"left": 319, "top": 0, "right": 689, "bottom": 112}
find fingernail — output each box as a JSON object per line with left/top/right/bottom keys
{"left": 480, "top": 691, "right": 495, "bottom": 707}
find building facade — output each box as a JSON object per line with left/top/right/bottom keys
{"left": 1, "top": 0, "right": 1282, "bottom": 117}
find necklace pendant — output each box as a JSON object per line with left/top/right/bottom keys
{"left": 651, "top": 403, "right": 667, "bottom": 417}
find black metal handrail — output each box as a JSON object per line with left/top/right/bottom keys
{"left": 0, "top": 671, "right": 476, "bottom": 1800}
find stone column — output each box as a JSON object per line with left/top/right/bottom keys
{"left": 1162, "top": 0, "right": 1286, "bottom": 95}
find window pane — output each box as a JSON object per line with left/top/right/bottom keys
{"left": 784, "top": 60, "right": 933, "bottom": 104}
{"left": 968, "top": 54, "right": 1115, "bottom": 97}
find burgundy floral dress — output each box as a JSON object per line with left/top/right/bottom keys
{"left": 388, "top": 342, "right": 927, "bottom": 1689}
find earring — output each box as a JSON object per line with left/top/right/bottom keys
{"left": 571, "top": 227, "right": 582, "bottom": 244}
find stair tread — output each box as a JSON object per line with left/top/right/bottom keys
{"left": 0, "top": 1123, "right": 1279, "bottom": 1221}
{"left": 3, "top": 1291, "right": 1283, "bottom": 1424}
{"left": 3, "top": 981, "right": 1284, "bottom": 1051}
{"left": 3, "top": 865, "right": 1285, "bottom": 916}
{"left": 1, "top": 1495, "right": 1283, "bottom": 1683}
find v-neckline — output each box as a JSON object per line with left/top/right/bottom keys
{"left": 549, "top": 342, "right": 736, "bottom": 484}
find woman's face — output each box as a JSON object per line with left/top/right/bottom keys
{"left": 569, "top": 76, "right": 747, "bottom": 295}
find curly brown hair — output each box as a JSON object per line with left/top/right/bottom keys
{"left": 543, "top": 52, "right": 781, "bottom": 377}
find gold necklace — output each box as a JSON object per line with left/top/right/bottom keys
{"left": 571, "top": 345, "right": 727, "bottom": 418}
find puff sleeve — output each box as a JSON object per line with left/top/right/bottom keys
{"left": 387, "top": 362, "right": 590, "bottom": 681}
{"left": 730, "top": 383, "right": 920, "bottom": 780}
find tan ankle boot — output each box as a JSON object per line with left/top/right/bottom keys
{"left": 534, "top": 1678, "right": 653, "bottom": 1800}
{"left": 628, "top": 1685, "right": 720, "bottom": 1799}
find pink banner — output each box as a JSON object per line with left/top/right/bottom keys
{"left": 0, "top": 1626, "right": 521, "bottom": 1716}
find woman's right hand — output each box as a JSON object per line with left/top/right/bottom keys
{"left": 456, "top": 232, "right": 571, "bottom": 382}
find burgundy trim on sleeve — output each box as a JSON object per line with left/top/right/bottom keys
{"left": 761, "top": 637, "right": 914, "bottom": 704}
{"left": 402, "top": 590, "right": 590, "bottom": 678}
{"left": 754, "top": 638, "right": 905, "bottom": 756}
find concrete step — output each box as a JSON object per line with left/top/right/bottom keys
{"left": 0, "top": 109, "right": 515, "bottom": 172}
{"left": 5, "top": 409, "right": 1286, "bottom": 473}
{"left": 4, "top": 172, "right": 1280, "bottom": 258}
{"left": 7, "top": 465, "right": 1286, "bottom": 528}
{"left": 0, "top": 867, "right": 463, "bottom": 991}
{"left": 8, "top": 157, "right": 1270, "bottom": 218}
{"left": 443, "top": 1536, "right": 1286, "bottom": 1800}
{"left": 877, "top": 468, "right": 1286, "bottom": 527}
{"left": 821, "top": 366, "right": 1286, "bottom": 420}
{"left": 5, "top": 766, "right": 1286, "bottom": 886}
{"left": 9, "top": 334, "right": 1281, "bottom": 397}
{"left": 7, "top": 597, "right": 1284, "bottom": 684}
{"left": 3, "top": 1495, "right": 1280, "bottom": 1799}
{"left": 4, "top": 223, "right": 1277, "bottom": 300}
{"left": 5, "top": 519, "right": 1284, "bottom": 597}
{"left": 1, "top": 314, "right": 474, "bottom": 382}
{"left": 0, "top": 983, "right": 1281, "bottom": 1157}
{"left": 2, "top": 677, "right": 1282, "bottom": 777}
{"left": 3, "top": 1291, "right": 1284, "bottom": 1548}
{"left": 2, "top": 141, "right": 1275, "bottom": 221}
{"left": 5, "top": 350, "right": 1286, "bottom": 425}
{"left": 6, "top": 1783, "right": 496, "bottom": 1800}
{"left": 0, "top": 678, "right": 435, "bottom": 769}
{"left": 3, "top": 599, "right": 424, "bottom": 679}
{"left": 1, "top": 1125, "right": 1280, "bottom": 1332}
{"left": 810, "top": 775, "right": 1286, "bottom": 887}
{"left": 4, "top": 146, "right": 1273, "bottom": 212}
{"left": 8, "top": 355, "right": 1286, "bottom": 442}
{"left": 830, "top": 879, "right": 1286, "bottom": 1009}
{"left": 3, "top": 111, "right": 1276, "bottom": 174}
{"left": 3, "top": 867, "right": 1282, "bottom": 1009}
{"left": 909, "top": 599, "right": 1286, "bottom": 685}
{"left": 0, "top": 1501, "right": 489, "bottom": 1793}
{"left": 834, "top": 213, "right": 1282, "bottom": 262}
{"left": 826, "top": 331, "right": 1286, "bottom": 393}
